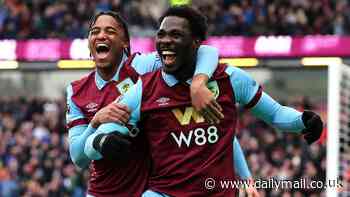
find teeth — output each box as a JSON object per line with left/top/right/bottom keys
{"left": 96, "top": 43, "right": 109, "bottom": 48}
{"left": 162, "top": 51, "right": 175, "bottom": 55}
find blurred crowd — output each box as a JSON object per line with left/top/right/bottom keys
{"left": 0, "top": 0, "right": 350, "bottom": 39}
{"left": 0, "top": 96, "right": 87, "bottom": 197}
{"left": 0, "top": 95, "right": 327, "bottom": 196}
{"left": 236, "top": 97, "right": 327, "bottom": 196}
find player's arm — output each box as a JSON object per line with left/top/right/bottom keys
{"left": 191, "top": 45, "right": 224, "bottom": 124}
{"left": 233, "top": 137, "right": 260, "bottom": 196}
{"left": 67, "top": 85, "right": 131, "bottom": 168}
{"left": 132, "top": 45, "right": 223, "bottom": 123}
{"left": 66, "top": 84, "right": 95, "bottom": 169}
{"left": 227, "top": 66, "right": 323, "bottom": 144}
{"left": 131, "top": 45, "right": 218, "bottom": 75}
{"left": 233, "top": 137, "right": 251, "bottom": 179}
{"left": 251, "top": 93, "right": 323, "bottom": 144}
{"left": 84, "top": 79, "right": 143, "bottom": 160}
{"left": 190, "top": 45, "right": 222, "bottom": 124}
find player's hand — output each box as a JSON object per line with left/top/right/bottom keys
{"left": 91, "top": 103, "right": 130, "bottom": 128}
{"left": 93, "top": 132, "right": 131, "bottom": 161}
{"left": 243, "top": 178, "right": 260, "bottom": 197}
{"left": 190, "top": 74, "right": 224, "bottom": 124}
{"left": 301, "top": 110, "right": 323, "bottom": 144}
{"left": 245, "top": 186, "right": 260, "bottom": 197}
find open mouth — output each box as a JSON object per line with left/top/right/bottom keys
{"left": 161, "top": 50, "right": 176, "bottom": 65}
{"left": 95, "top": 43, "right": 111, "bottom": 59}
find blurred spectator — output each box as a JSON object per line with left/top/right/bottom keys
{"left": 1, "top": 0, "right": 350, "bottom": 38}
{"left": 236, "top": 98, "right": 327, "bottom": 196}
{"left": 2, "top": 0, "right": 31, "bottom": 38}
{"left": 0, "top": 95, "right": 327, "bottom": 196}
{"left": 0, "top": 96, "right": 86, "bottom": 196}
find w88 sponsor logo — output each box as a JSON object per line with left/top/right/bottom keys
{"left": 170, "top": 126, "right": 219, "bottom": 148}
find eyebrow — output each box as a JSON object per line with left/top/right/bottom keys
{"left": 90, "top": 26, "right": 118, "bottom": 31}
{"left": 105, "top": 26, "right": 118, "bottom": 31}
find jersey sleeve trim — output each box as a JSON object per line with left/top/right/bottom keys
{"left": 67, "top": 118, "right": 89, "bottom": 129}
{"left": 244, "top": 85, "right": 262, "bottom": 109}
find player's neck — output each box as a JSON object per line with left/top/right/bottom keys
{"left": 96, "top": 63, "right": 119, "bottom": 81}
{"left": 173, "top": 64, "right": 195, "bottom": 83}
{"left": 96, "top": 53, "right": 124, "bottom": 81}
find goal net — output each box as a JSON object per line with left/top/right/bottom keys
{"left": 327, "top": 63, "right": 350, "bottom": 197}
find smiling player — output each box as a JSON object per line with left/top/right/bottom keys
{"left": 85, "top": 6, "right": 323, "bottom": 196}
{"left": 67, "top": 11, "right": 224, "bottom": 197}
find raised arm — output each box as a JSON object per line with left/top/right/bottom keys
{"left": 193, "top": 45, "right": 219, "bottom": 78}
{"left": 227, "top": 66, "right": 323, "bottom": 144}
{"left": 131, "top": 45, "right": 219, "bottom": 75}
{"left": 190, "top": 45, "right": 224, "bottom": 124}
{"left": 84, "top": 79, "right": 143, "bottom": 160}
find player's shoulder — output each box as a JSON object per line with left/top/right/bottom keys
{"left": 131, "top": 52, "right": 160, "bottom": 68}
{"left": 131, "top": 52, "right": 161, "bottom": 75}
{"left": 119, "top": 54, "right": 140, "bottom": 82}
{"left": 140, "top": 68, "right": 161, "bottom": 81}
{"left": 71, "top": 71, "right": 95, "bottom": 86}
{"left": 69, "top": 71, "right": 96, "bottom": 93}
{"left": 224, "top": 65, "right": 252, "bottom": 81}
{"left": 212, "top": 63, "right": 228, "bottom": 76}
{"left": 132, "top": 51, "right": 159, "bottom": 62}
{"left": 125, "top": 52, "right": 141, "bottom": 66}
{"left": 138, "top": 69, "right": 161, "bottom": 92}
{"left": 211, "top": 63, "right": 238, "bottom": 81}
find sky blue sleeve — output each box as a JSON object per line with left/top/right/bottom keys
{"left": 69, "top": 125, "right": 95, "bottom": 168}
{"left": 66, "top": 84, "right": 85, "bottom": 123}
{"left": 193, "top": 45, "right": 219, "bottom": 78}
{"left": 233, "top": 137, "right": 251, "bottom": 179}
{"left": 131, "top": 45, "right": 218, "bottom": 78}
{"left": 225, "top": 66, "right": 260, "bottom": 106}
{"left": 131, "top": 52, "right": 162, "bottom": 75}
{"left": 84, "top": 79, "right": 142, "bottom": 160}
{"left": 142, "top": 190, "right": 171, "bottom": 197}
{"left": 250, "top": 93, "right": 305, "bottom": 132}
{"left": 226, "top": 66, "right": 305, "bottom": 132}
{"left": 66, "top": 84, "right": 95, "bottom": 168}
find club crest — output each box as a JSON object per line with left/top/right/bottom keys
{"left": 117, "top": 78, "right": 134, "bottom": 94}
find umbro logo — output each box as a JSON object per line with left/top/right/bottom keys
{"left": 86, "top": 102, "right": 98, "bottom": 113}
{"left": 156, "top": 97, "right": 170, "bottom": 106}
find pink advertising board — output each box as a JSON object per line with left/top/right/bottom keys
{"left": 1, "top": 36, "right": 349, "bottom": 61}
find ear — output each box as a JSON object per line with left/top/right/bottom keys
{"left": 87, "top": 39, "right": 93, "bottom": 58}
{"left": 192, "top": 39, "right": 201, "bottom": 49}
{"left": 121, "top": 39, "right": 128, "bottom": 49}
{"left": 122, "top": 42, "right": 130, "bottom": 56}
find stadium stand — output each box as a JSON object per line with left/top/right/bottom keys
{"left": 0, "top": 0, "right": 349, "bottom": 39}
{"left": 0, "top": 96, "right": 326, "bottom": 196}
{"left": 0, "top": 0, "right": 334, "bottom": 196}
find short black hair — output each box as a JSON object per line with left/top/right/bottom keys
{"left": 159, "top": 6, "right": 208, "bottom": 41}
{"left": 89, "top": 11, "right": 131, "bottom": 56}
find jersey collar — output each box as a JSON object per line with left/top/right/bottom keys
{"left": 161, "top": 70, "right": 192, "bottom": 87}
{"left": 95, "top": 53, "right": 128, "bottom": 90}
